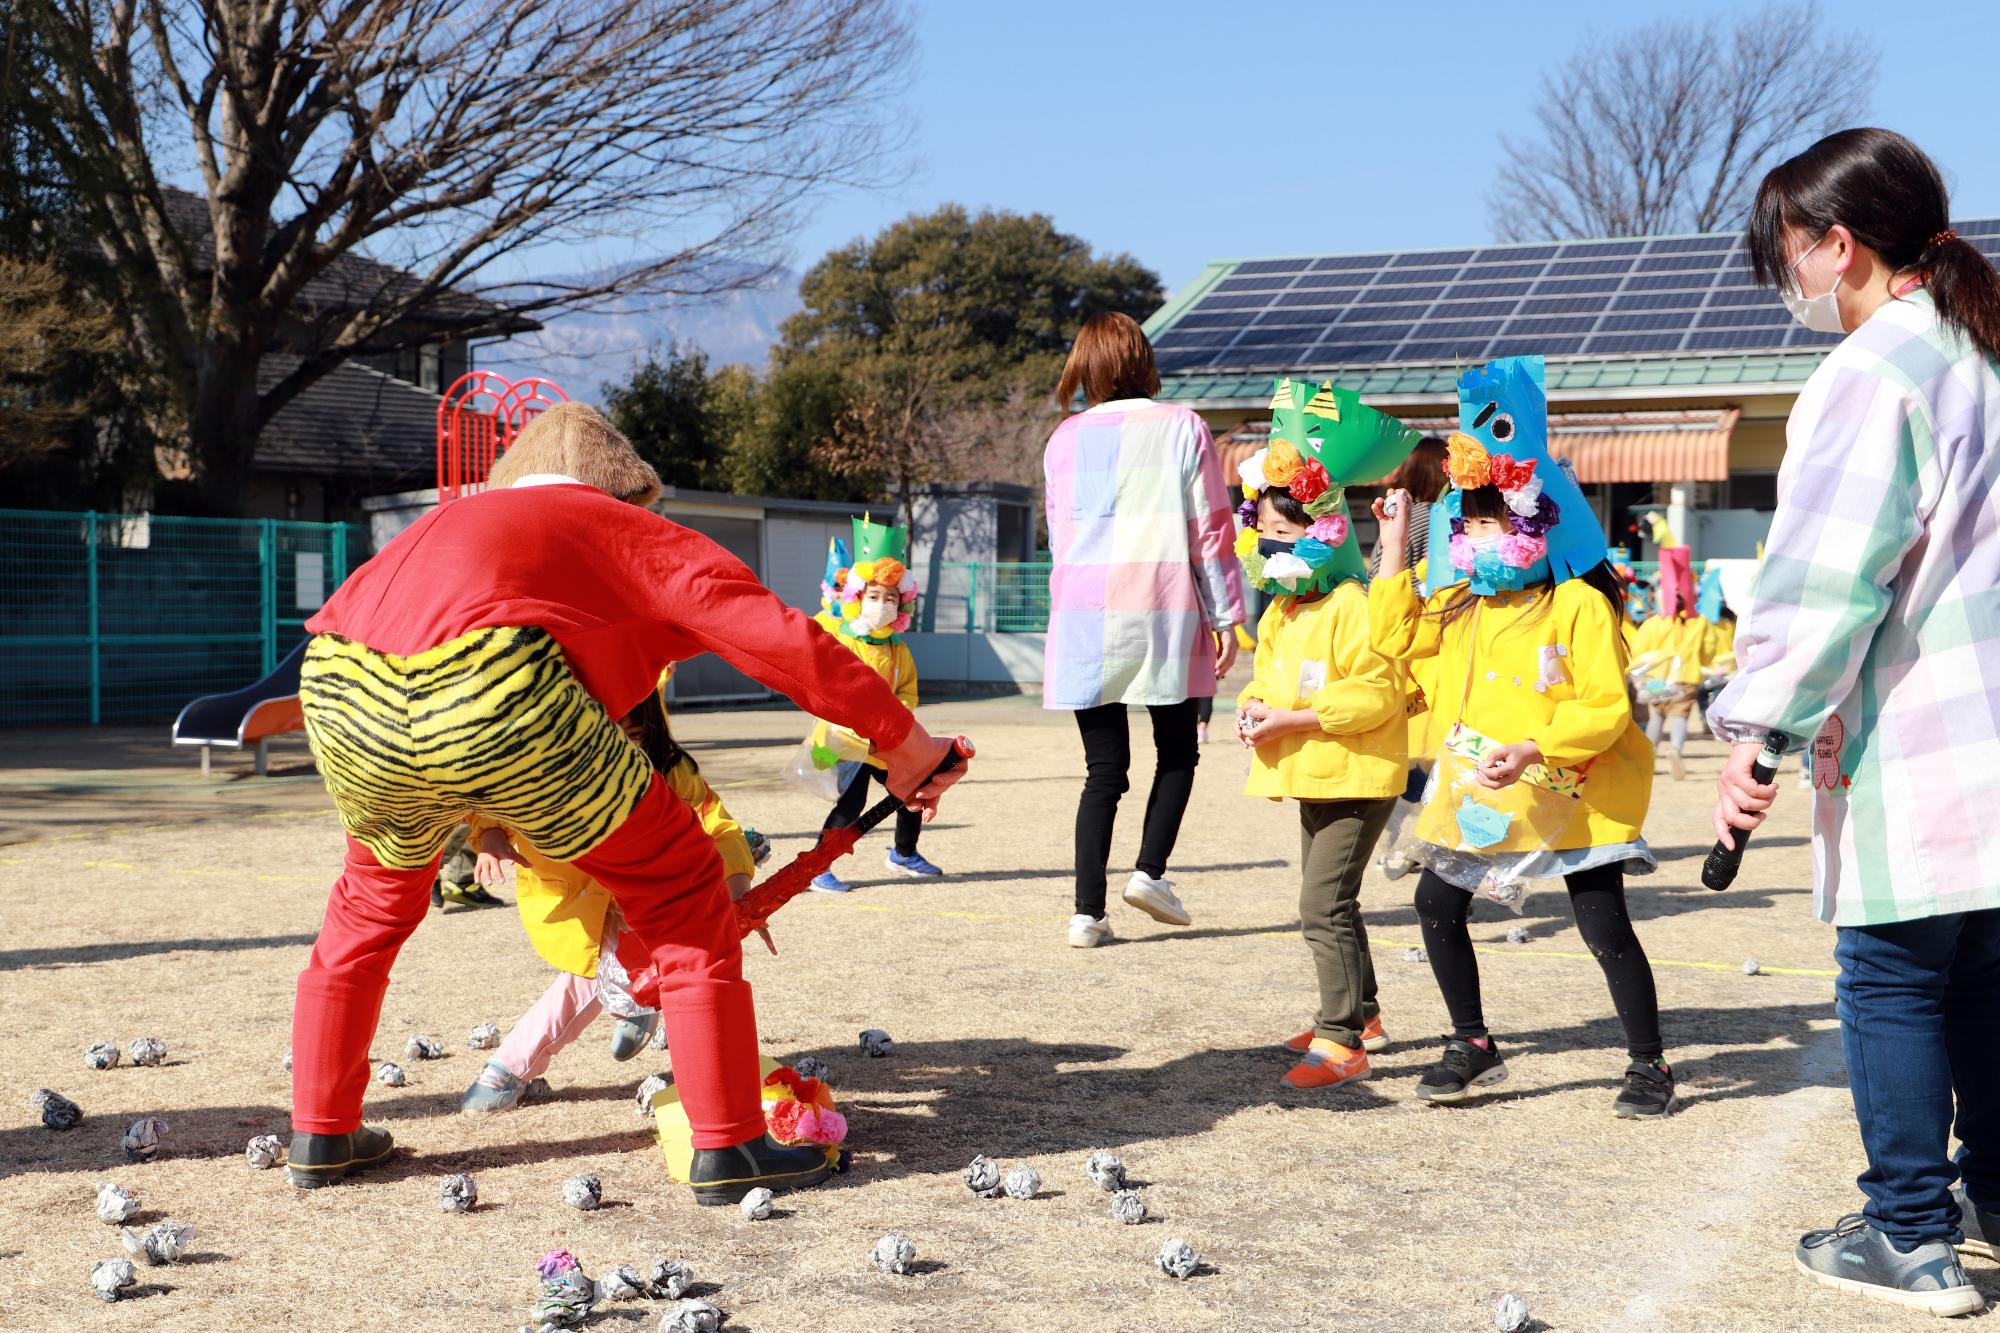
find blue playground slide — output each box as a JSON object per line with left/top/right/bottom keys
{"left": 170, "top": 639, "right": 310, "bottom": 776}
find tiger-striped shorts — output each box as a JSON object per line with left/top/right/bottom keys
{"left": 299, "top": 627, "right": 653, "bottom": 870}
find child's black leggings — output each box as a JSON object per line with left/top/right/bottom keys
{"left": 1413, "top": 863, "right": 1663, "bottom": 1062}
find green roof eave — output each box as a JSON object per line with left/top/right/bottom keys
{"left": 1155, "top": 351, "right": 1825, "bottom": 409}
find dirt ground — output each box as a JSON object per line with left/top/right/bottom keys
{"left": 0, "top": 695, "right": 1983, "bottom": 1331}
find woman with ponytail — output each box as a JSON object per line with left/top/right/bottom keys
{"left": 1709, "top": 128, "right": 2000, "bottom": 1317}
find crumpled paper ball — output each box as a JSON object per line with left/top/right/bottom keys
{"left": 650, "top": 1021, "right": 670, "bottom": 1052}
{"left": 1085, "top": 1151, "right": 1126, "bottom": 1192}
{"left": 1493, "top": 1291, "right": 1531, "bottom": 1333}
{"left": 121, "top": 1218, "right": 194, "bottom": 1265}
{"left": 1111, "top": 1189, "right": 1148, "bottom": 1224}
{"left": 121, "top": 1116, "right": 167, "bottom": 1162}
{"left": 1003, "top": 1165, "right": 1042, "bottom": 1200}
{"left": 283, "top": 1047, "right": 293, "bottom": 1073}
{"left": 376, "top": 1062, "right": 406, "bottom": 1087}
{"left": 244, "top": 1134, "right": 284, "bottom": 1169}
{"left": 1402, "top": 947, "right": 1428, "bottom": 963}
{"left": 962, "top": 1155, "right": 1002, "bottom": 1197}
{"left": 94, "top": 1182, "right": 140, "bottom": 1225}
{"left": 870, "top": 1231, "right": 916, "bottom": 1275}
{"left": 439, "top": 1173, "right": 478, "bottom": 1213}
{"left": 90, "top": 1257, "right": 136, "bottom": 1303}
{"left": 467, "top": 1023, "right": 501, "bottom": 1050}
{"left": 531, "top": 1250, "right": 597, "bottom": 1330}
{"left": 33, "top": 1087, "right": 82, "bottom": 1131}
{"left": 523, "top": 1076, "right": 553, "bottom": 1103}
{"left": 791, "top": 1055, "right": 829, "bottom": 1081}
{"left": 85, "top": 1041, "right": 121, "bottom": 1071}
{"left": 561, "top": 1173, "right": 602, "bottom": 1211}
{"left": 858, "top": 1028, "right": 893, "bottom": 1058}
{"left": 635, "top": 1073, "right": 670, "bottom": 1118}
{"left": 127, "top": 1036, "right": 167, "bottom": 1067}
{"left": 595, "top": 1264, "right": 645, "bottom": 1302}
{"left": 1743, "top": 957, "right": 1762, "bottom": 976}
{"left": 1506, "top": 925, "right": 1529, "bottom": 945}
{"left": 660, "top": 1298, "right": 723, "bottom": 1333}
{"left": 405, "top": 1034, "right": 444, "bottom": 1061}
{"left": 1155, "top": 1236, "right": 1201, "bottom": 1280}
{"left": 645, "top": 1258, "right": 695, "bottom": 1300}
{"left": 739, "top": 1186, "right": 774, "bottom": 1220}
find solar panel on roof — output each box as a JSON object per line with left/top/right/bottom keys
{"left": 1153, "top": 219, "right": 2000, "bottom": 374}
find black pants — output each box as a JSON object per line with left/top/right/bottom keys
{"left": 1413, "top": 863, "right": 1664, "bottom": 1062}
{"left": 823, "top": 765, "right": 920, "bottom": 857}
{"left": 1072, "top": 699, "right": 1201, "bottom": 917}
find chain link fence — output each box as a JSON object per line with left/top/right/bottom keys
{"left": 0, "top": 509, "right": 362, "bottom": 727}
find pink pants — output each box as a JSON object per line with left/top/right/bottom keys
{"left": 495, "top": 974, "right": 604, "bottom": 1081}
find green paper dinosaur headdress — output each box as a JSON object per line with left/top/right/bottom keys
{"left": 1233, "top": 378, "right": 1422, "bottom": 596}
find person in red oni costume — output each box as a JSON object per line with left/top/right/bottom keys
{"left": 285, "top": 404, "right": 965, "bottom": 1204}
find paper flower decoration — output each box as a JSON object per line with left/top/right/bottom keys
{"left": 1287, "top": 458, "right": 1331, "bottom": 503}
{"left": 1488, "top": 454, "right": 1538, "bottom": 492}
{"left": 1262, "top": 552, "right": 1311, "bottom": 583}
{"left": 1233, "top": 526, "right": 1259, "bottom": 559}
{"left": 1499, "top": 534, "right": 1548, "bottom": 568}
{"left": 1237, "top": 449, "right": 1270, "bottom": 494}
{"left": 1306, "top": 513, "right": 1349, "bottom": 546}
{"left": 1445, "top": 434, "right": 1490, "bottom": 490}
{"left": 1262, "top": 439, "right": 1304, "bottom": 487}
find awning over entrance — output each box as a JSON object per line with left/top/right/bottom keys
{"left": 1217, "top": 409, "right": 1738, "bottom": 488}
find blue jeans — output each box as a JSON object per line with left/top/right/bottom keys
{"left": 1836, "top": 907, "right": 2000, "bottom": 1245}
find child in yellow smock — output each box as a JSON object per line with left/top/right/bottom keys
{"left": 1369, "top": 355, "right": 1673, "bottom": 1119}
{"left": 1230, "top": 385, "right": 1414, "bottom": 1090}
{"left": 809, "top": 517, "right": 937, "bottom": 891}
{"left": 459, "top": 686, "right": 763, "bottom": 1112}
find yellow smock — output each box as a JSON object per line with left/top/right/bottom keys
{"left": 1367, "top": 570, "right": 1653, "bottom": 848}
{"left": 1239, "top": 582, "right": 1406, "bottom": 800}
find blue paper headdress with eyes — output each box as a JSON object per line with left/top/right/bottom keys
{"left": 1424, "top": 355, "right": 1607, "bottom": 596}
{"left": 819, "top": 537, "right": 851, "bottom": 614}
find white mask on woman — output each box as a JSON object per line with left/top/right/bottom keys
{"left": 1782, "top": 234, "right": 1847, "bottom": 334}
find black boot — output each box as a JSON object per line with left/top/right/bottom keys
{"left": 285, "top": 1126, "right": 396, "bottom": 1189}
{"left": 688, "top": 1133, "right": 832, "bottom": 1207}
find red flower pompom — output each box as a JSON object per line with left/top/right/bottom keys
{"left": 763, "top": 1067, "right": 801, "bottom": 1091}
{"left": 1288, "top": 459, "right": 1331, "bottom": 504}
{"left": 766, "top": 1097, "right": 807, "bottom": 1142}
{"left": 1488, "top": 454, "right": 1539, "bottom": 493}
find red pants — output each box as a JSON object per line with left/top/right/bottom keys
{"left": 291, "top": 774, "right": 766, "bottom": 1147}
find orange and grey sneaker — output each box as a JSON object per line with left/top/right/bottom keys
{"left": 1282, "top": 1038, "right": 1371, "bottom": 1089}
{"left": 1286, "top": 1016, "right": 1390, "bottom": 1054}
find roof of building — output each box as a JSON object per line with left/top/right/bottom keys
{"left": 256, "top": 356, "right": 439, "bottom": 486}
{"left": 159, "top": 187, "right": 536, "bottom": 334}
{"left": 1147, "top": 219, "right": 2000, "bottom": 408}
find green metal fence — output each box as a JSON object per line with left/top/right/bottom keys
{"left": 0, "top": 509, "right": 364, "bottom": 727}
{"left": 927, "top": 561, "right": 1052, "bottom": 634}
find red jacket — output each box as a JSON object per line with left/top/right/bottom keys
{"left": 306, "top": 485, "right": 912, "bottom": 748}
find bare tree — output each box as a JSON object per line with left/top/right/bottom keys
{"left": 1490, "top": 2, "right": 1875, "bottom": 242}
{"left": 18, "top": 0, "right": 911, "bottom": 506}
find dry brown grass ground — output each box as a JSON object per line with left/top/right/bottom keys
{"left": 0, "top": 696, "right": 1986, "bottom": 1331}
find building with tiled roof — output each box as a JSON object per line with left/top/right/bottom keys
{"left": 1145, "top": 220, "right": 2000, "bottom": 557}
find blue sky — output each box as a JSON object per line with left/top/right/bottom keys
{"left": 782, "top": 0, "right": 2000, "bottom": 293}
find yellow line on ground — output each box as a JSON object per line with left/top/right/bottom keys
{"left": 797, "top": 896, "right": 1840, "bottom": 978}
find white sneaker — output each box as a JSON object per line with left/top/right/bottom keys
{"left": 1068, "top": 914, "right": 1113, "bottom": 948}
{"left": 1380, "top": 849, "right": 1416, "bottom": 881}
{"left": 1122, "top": 871, "right": 1192, "bottom": 926}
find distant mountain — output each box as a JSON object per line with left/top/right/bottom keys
{"left": 479, "top": 263, "right": 803, "bottom": 402}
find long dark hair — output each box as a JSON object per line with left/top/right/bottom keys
{"left": 1425, "top": 486, "right": 1627, "bottom": 632}
{"left": 1747, "top": 127, "right": 2000, "bottom": 363}
{"left": 624, "top": 689, "right": 694, "bottom": 776}
{"left": 1382, "top": 435, "right": 1449, "bottom": 504}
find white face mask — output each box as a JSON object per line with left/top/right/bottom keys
{"left": 854, "top": 597, "right": 897, "bottom": 632}
{"left": 1782, "top": 234, "right": 1847, "bottom": 335}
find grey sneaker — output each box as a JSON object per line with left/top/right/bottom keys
{"left": 1956, "top": 1186, "right": 2000, "bottom": 1262}
{"left": 460, "top": 1062, "right": 525, "bottom": 1114}
{"left": 1795, "top": 1213, "right": 1983, "bottom": 1317}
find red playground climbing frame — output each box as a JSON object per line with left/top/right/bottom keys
{"left": 435, "top": 371, "right": 570, "bottom": 504}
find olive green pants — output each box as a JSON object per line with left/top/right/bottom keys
{"left": 1299, "top": 797, "right": 1398, "bottom": 1049}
